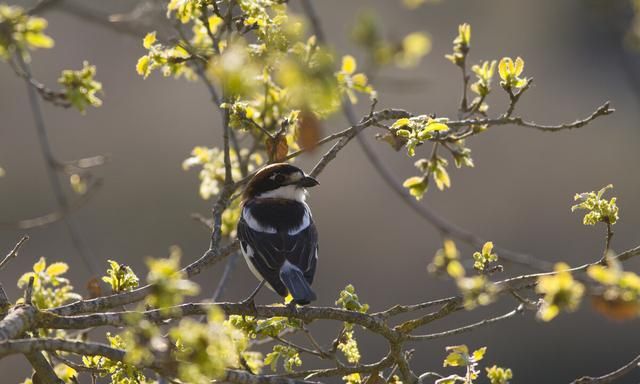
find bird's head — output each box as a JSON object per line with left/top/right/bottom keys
{"left": 243, "top": 163, "right": 319, "bottom": 202}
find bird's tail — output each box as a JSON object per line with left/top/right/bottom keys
{"left": 280, "top": 264, "right": 316, "bottom": 305}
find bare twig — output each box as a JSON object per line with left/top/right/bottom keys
{"left": 302, "top": 325, "right": 330, "bottom": 358}
{"left": 13, "top": 53, "right": 98, "bottom": 276}
{"left": 571, "top": 352, "right": 640, "bottom": 383}
{"left": 0, "top": 285, "right": 10, "bottom": 318}
{"left": 601, "top": 221, "right": 614, "bottom": 263}
{"left": 191, "top": 212, "right": 215, "bottom": 231}
{"left": 212, "top": 252, "right": 241, "bottom": 302}
{"left": 24, "top": 277, "right": 35, "bottom": 306}
{"left": 274, "top": 335, "right": 326, "bottom": 358}
{"left": 406, "top": 305, "right": 524, "bottom": 341}
{"left": 502, "top": 78, "right": 533, "bottom": 118}
{"left": 448, "top": 101, "right": 614, "bottom": 135}
{"left": 0, "top": 179, "right": 102, "bottom": 230}
{"left": 27, "top": 0, "right": 62, "bottom": 15}
{"left": 0, "top": 235, "right": 29, "bottom": 271}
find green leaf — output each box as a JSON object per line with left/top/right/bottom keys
{"left": 402, "top": 176, "right": 424, "bottom": 188}
{"left": 136, "top": 56, "right": 151, "bottom": 77}
{"left": 403, "top": 176, "right": 428, "bottom": 200}
{"left": 24, "top": 32, "right": 54, "bottom": 48}
{"left": 498, "top": 58, "right": 510, "bottom": 81}
{"left": 433, "top": 165, "right": 450, "bottom": 191}
{"left": 446, "top": 260, "right": 465, "bottom": 279}
{"left": 143, "top": 31, "right": 157, "bottom": 49}
{"left": 486, "top": 365, "right": 513, "bottom": 384}
{"left": 472, "top": 346, "right": 487, "bottom": 361}
{"left": 33, "top": 257, "right": 46, "bottom": 273}
{"left": 443, "top": 345, "right": 469, "bottom": 367}
{"left": 45, "top": 262, "right": 69, "bottom": 277}
{"left": 425, "top": 122, "right": 449, "bottom": 132}
{"left": 514, "top": 57, "right": 524, "bottom": 76}
{"left": 342, "top": 55, "right": 357, "bottom": 74}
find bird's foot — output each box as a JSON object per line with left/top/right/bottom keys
{"left": 239, "top": 281, "right": 265, "bottom": 313}
{"left": 239, "top": 294, "right": 259, "bottom": 313}
{"left": 287, "top": 300, "right": 298, "bottom": 315}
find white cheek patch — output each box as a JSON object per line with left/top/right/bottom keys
{"left": 257, "top": 185, "right": 307, "bottom": 202}
{"left": 243, "top": 208, "right": 277, "bottom": 234}
{"left": 288, "top": 207, "right": 311, "bottom": 235}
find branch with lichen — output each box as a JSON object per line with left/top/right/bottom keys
{"left": 0, "top": 1, "right": 637, "bottom": 384}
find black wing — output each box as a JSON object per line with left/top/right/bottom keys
{"left": 237, "top": 203, "right": 318, "bottom": 298}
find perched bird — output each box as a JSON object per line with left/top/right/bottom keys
{"left": 237, "top": 163, "right": 320, "bottom": 305}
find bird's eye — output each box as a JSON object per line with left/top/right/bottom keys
{"left": 275, "top": 174, "right": 286, "bottom": 183}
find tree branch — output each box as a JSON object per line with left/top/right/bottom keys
{"left": 571, "top": 352, "right": 640, "bottom": 383}
{"left": 0, "top": 235, "right": 29, "bottom": 271}
{"left": 25, "top": 350, "right": 64, "bottom": 384}
{"left": 406, "top": 305, "right": 524, "bottom": 341}
{"left": 49, "top": 241, "right": 240, "bottom": 316}
{"left": 13, "top": 52, "right": 98, "bottom": 276}
{"left": 0, "top": 337, "right": 318, "bottom": 384}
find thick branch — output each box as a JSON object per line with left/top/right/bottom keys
{"left": 49, "top": 241, "right": 240, "bottom": 316}
{"left": 40, "top": 302, "right": 395, "bottom": 339}
{"left": 0, "top": 306, "right": 38, "bottom": 341}
{"left": 25, "top": 350, "right": 64, "bottom": 384}
{"left": 0, "top": 337, "right": 316, "bottom": 384}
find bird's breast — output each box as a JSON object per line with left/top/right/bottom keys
{"left": 243, "top": 198, "right": 311, "bottom": 234}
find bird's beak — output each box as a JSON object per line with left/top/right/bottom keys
{"left": 298, "top": 175, "right": 319, "bottom": 188}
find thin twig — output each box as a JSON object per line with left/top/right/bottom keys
{"left": 302, "top": 325, "right": 330, "bottom": 358}
{"left": 600, "top": 221, "right": 614, "bottom": 263}
{"left": 50, "top": 351, "right": 106, "bottom": 374}
{"left": 0, "top": 235, "right": 29, "bottom": 271}
{"left": 406, "top": 305, "right": 524, "bottom": 341}
{"left": 0, "top": 180, "right": 102, "bottom": 230}
{"left": 212, "top": 253, "right": 241, "bottom": 302}
{"left": 274, "top": 336, "right": 325, "bottom": 358}
{"left": 0, "top": 285, "right": 10, "bottom": 318}
{"left": 13, "top": 53, "right": 98, "bottom": 276}
{"left": 24, "top": 277, "right": 35, "bottom": 306}
{"left": 502, "top": 78, "right": 533, "bottom": 118}
{"left": 571, "top": 352, "right": 640, "bottom": 383}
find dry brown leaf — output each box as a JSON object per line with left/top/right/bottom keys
{"left": 591, "top": 295, "right": 640, "bottom": 321}
{"left": 297, "top": 110, "right": 322, "bottom": 152}
{"left": 266, "top": 134, "right": 288, "bottom": 162}
{"left": 86, "top": 276, "right": 103, "bottom": 299}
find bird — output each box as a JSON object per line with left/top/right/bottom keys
{"left": 237, "top": 163, "right": 320, "bottom": 305}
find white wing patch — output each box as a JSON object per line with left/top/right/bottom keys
{"left": 288, "top": 207, "right": 311, "bottom": 235}
{"left": 242, "top": 208, "right": 277, "bottom": 234}
{"left": 240, "top": 242, "right": 276, "bottom": 292}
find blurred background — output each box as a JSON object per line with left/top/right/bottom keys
{"left": 1, "top": 0, "right": 640, "bottom": 382}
